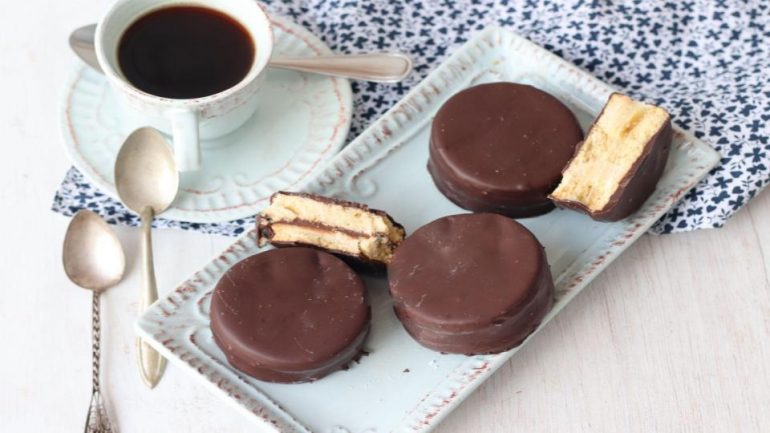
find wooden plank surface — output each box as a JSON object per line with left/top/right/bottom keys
{"left": 1, "top": 1, "right": 769, "bottom": 432}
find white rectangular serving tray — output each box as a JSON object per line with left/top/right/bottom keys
{"left": 137, "top": 26, "right": 720, "bottom": 433}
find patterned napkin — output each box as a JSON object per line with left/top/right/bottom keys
{"left": 52, "top": 0, "right": 770, "bottom": 235}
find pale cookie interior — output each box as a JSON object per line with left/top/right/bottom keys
{"left": 261, "top": 193, "right": 405, "bottom": 263}
{"left": 550, "top": 94, "right": 669, "bottom": 212}
{"left": 268, "top": 223, "right": 396, "bottom": 263}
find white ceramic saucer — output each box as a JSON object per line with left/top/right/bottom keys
{"left": 60, "top": 15, "right": 353, "bottom": 223}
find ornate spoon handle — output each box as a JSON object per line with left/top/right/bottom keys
{"left": 91, "top": 291, "right": 101, "bottom": 392}
{"left": 84, "top": 291, "right": 114, "bottom": 433}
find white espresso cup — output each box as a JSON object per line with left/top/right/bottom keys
{"left": 95, "top": 0, "right": 273, "bottom": 171}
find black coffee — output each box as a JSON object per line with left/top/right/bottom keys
{"left": 118, "top": 6, "right": 255, "bottom": 99}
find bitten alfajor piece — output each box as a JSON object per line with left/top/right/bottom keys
{"left": 388, "top": 213, "right": 554, "bottom": 355}
{"left": 428, "top": 82, "right": 583, "bottom": 217}
{"left": 257, "top": 192, "right": 405, "bottom": 265}
{"left": 210, "top": 248, "right": 370, "bottom": 383}
{"left": 550, "top": 93, "right": 672, "bottom": 221}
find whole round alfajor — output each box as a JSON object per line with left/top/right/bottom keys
{"left": 428, "top": 82, "right": 583, "bottom": 217}
{"left": 210, "top": 247, "right": 370, "bottom": 383}
{"left": 388, "top": 213, "right": 554, "bottom": 354}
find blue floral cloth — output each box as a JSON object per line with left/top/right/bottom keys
{"left": 52, "top": 0, "right": 770, "bottom": 235}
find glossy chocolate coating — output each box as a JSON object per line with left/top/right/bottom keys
{"left": 428, "top": 82, "right": 583, "bottom": 218}
{"left": 552, "top": 117, "right": 673, "bottom": 221}
{"left": 210, "top": 248, "right": 370, "bottom": 383}
{"left": 388, "top": 213, "right": 554, "bottom": 355}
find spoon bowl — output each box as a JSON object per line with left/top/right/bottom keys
{"left": 69, "top": 24, "right": 101, "bottom": 72}
{"left": 114, "top": 127, "right": 179, "bottom": 214}
{"left": 63, "top": 209, "right": 125, "bottom": 291}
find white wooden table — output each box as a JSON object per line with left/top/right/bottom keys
{"left": 1, "top": 1, "right": 769, "bottom": 431}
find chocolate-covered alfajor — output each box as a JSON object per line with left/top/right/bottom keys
{"left": 257, "top": 192, "right": 405, "bottom": 266}
{"left": 550, "top": 93, "right": 672, "bottom": 221}
{"left": 428, "top": 82, "right": 583, "bottom": 217}
{"left": 210, "top": 248, "right": 370, "bottom": 383}
{"left": 388, "top": 213, "right": 554, "bottom": 355}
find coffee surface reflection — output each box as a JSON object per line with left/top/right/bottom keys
{"left": 118, "top": 6, "right": 255, "bottom": 99}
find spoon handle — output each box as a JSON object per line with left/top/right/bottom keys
{"left": 91, "top": 291, "right": 102, "bottom": 392}
{"left": 137, "top": 207, "right": 166, "bottom": 389}
{"left": 85, "top": 291, "right": 115, "bottom": 433}
{"left": 269, "top": 53, "right": 412, "bottom": 83}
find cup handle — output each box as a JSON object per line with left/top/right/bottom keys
{"left": 170, "top": 108, "right": 201, "bottom": 171}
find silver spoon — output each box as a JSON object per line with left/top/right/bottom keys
{"left": 70, "top": 24, "right": 412, "bottom": 82}
{"left": 63, "top": 209, "right": 126, "bottom": 433}
{"left": 114, "top": 127, "right": 179, "bottom": 389}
